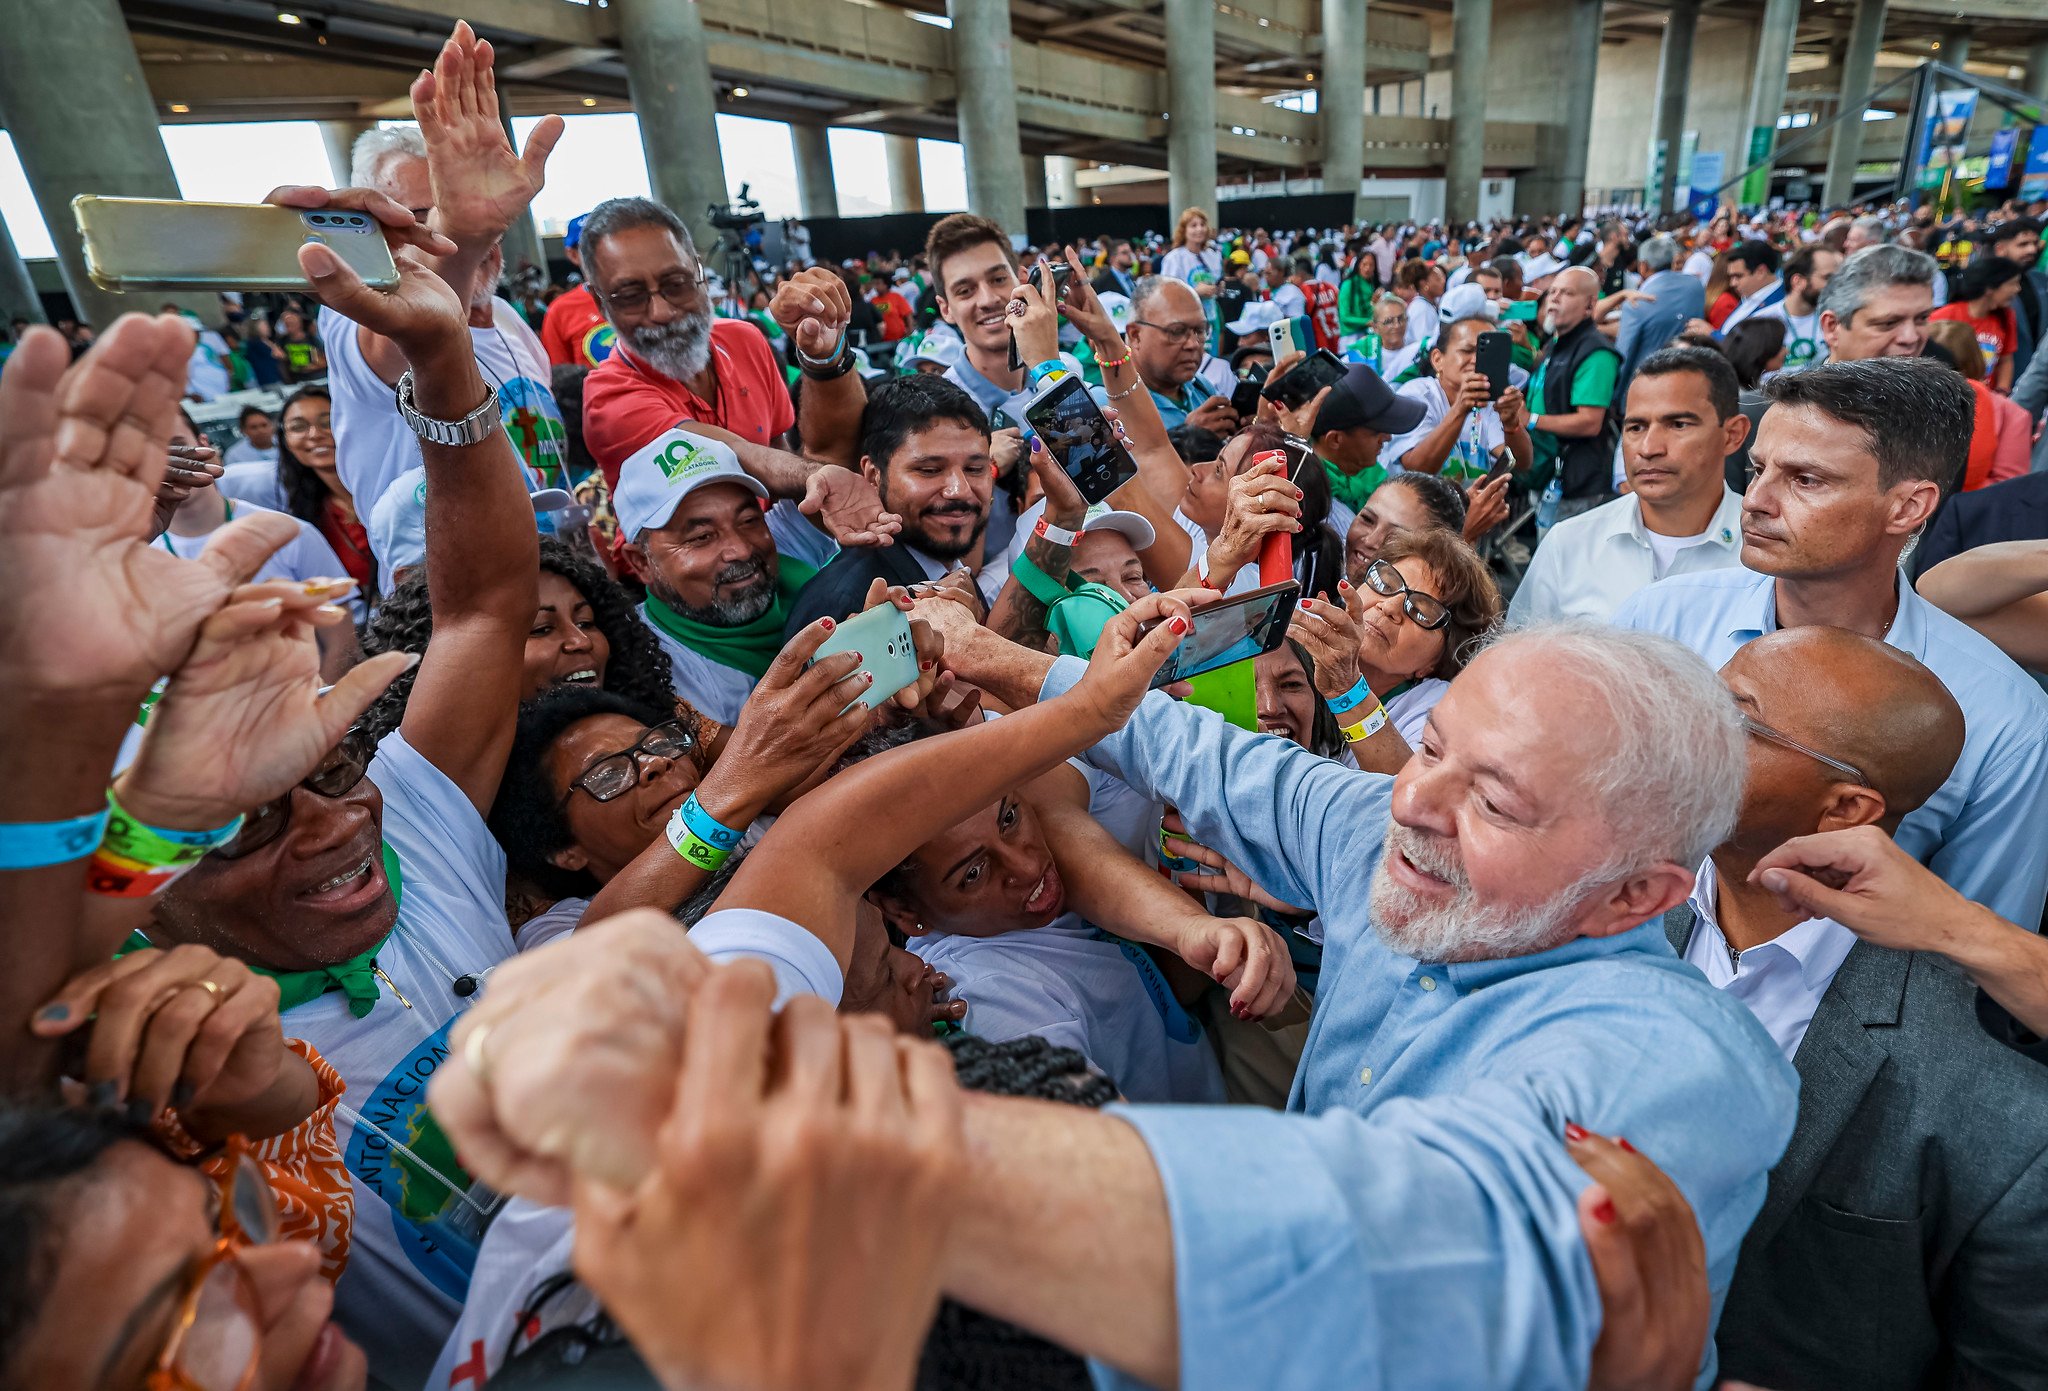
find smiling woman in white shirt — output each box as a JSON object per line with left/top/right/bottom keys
{"left": 1510, "top": 345, "right": 1753, "bottom": 626}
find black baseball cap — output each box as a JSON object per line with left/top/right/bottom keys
{"left": 1312, "top": 365, "right": 1427, "bottom": 437}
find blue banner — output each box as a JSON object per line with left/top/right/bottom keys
{"left": 2025, "top": 128, "right": 2048, "bottom": 202}
{"left": 1985, "top": 129, "right": 2018, "bottom": 189}
{"left": 1687, "top": 150, "right": 1726, "bottom": 220}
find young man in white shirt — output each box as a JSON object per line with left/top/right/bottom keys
{"left": 1748, "top": 245, "right": 1842, "bottom": 374}
{"left": 1510, "top": 345, "right": 1750, "bottom": 624}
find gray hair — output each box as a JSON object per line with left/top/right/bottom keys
{"left": 1817, "top": 244, "right": 1935, "bottom": 326}
{"left": 578, "top": 196, "right": 696, "bottom": 274}
{"left": 1638, "top": 235, "right": 1679, "bottom": 273}
{"left": 1130, "top": 273, "right": 1197, "bottom": 320}
{"left": 350, "top": 125, "right": 427, "bottom": 194}
{"left": 1850, "top": 215, "right": 1889, "bottom": 244}
{"left": 1483, "top": 622, "right": 1745, "bottom": 873}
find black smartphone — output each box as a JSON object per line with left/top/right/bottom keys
{"left": 1261, "top": 348, "right": 1347, "bottom": 409}
{"left": 1141, "top": 580, "right": 1300, "bottom": 688}
{"left": 1022, "top": 374, "right": 1139, "bottom": 505}
{"left": 1475, "top": 330, "right": 1511, "bottom": 399}
{"left": 1027, "top": 260, "right": 1074, "bottom": 301}
{"left": 1230, "top": 364, "right": 1268, "bottom": 418}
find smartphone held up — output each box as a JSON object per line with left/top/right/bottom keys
{"left": 73, "top": 196, "right": 399, "bottom": 293}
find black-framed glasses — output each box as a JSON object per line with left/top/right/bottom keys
{"left": 601, "top": 273, "right": 704, "bottom": 315}
{"left": 1362, "top": 559, "right": 1451, "bottom": 630}
{"left": 564, "top": 721, "right": 698, "bottom": 804}
{"left": 1740, "top": 713, "right": 1867, "bottom": 785}
{"left": 211, "top": 732, "right": 375, "bottom": 861}
{"left": 1131, "top": 319, "right": 1207, "bottom": 345}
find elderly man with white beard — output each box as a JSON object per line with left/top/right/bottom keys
{"left": 432, "top": 612, "right": 1797, "bottom": 1391}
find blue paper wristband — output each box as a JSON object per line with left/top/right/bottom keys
{"left": 0, "top": 809, "right": 112, "bottom": 870}
{"left": 1027, "top": 359, "right": 1068, "bottom": 390}
{"left": 1324, "top": 676, "right": 1374, "bottom": 716}
{"left": 678, "top": 792, "right": 744, "bottom": 851}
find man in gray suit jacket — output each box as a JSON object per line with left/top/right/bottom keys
{"left": 1614, "top": 235, "right": 1705, "bottom": 402}
{"left": 1670, "top": 625, "right": 2048, "bottom": 1390}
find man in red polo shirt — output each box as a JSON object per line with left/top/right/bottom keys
{"left": 540, "top": 211, "right": 616, "bottom": 368}
{"left": 581, "top": 196, "right": 867, "bottom": 487}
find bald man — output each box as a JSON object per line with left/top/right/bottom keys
{"left": 1667, "top": 626, "right": 2048, "bottom": 1391}
{"left": 1528, "top": 265, "right": 1622, "bottom": 520}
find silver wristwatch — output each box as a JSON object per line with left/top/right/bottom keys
{"left": 396, "top": 370, "right": 501, "bottom": 446}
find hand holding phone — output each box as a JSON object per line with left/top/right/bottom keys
{"left": 74, "top": 197, "right": 400, "bottom": 293}
{"left": 807, "top": 602, "right": 922, "bottom": 711}
{"left": 1261, "top": 348, "right": 1347, "bottom": 410}
{"left": 1474, "top": 330, "right": 1511, "bottom": 400}
{"left": 1023, "top": 376, "right": 1139, "bottom": 505}
{"left": 1141, "top": 581, "right": 1300, "bottom": 688}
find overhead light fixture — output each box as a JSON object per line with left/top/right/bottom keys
{"left": 169, "top": 102, "right": 190, "bottom": 113}
{"left": 276, "top": 10, "right": 302, "bottom": 23}
{"left": 732, "top": 86, "right": 750, "bottom": 97}
{"left": 582, "top": 96, "right": 598, "bottom": 106}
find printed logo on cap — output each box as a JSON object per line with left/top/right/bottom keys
{"left": 656, "top": 434, "right": 721, "bottom": 483}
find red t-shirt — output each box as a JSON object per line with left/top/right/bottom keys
{"left": 583, "top": 318, "right": 797, "bottom": 488}
{"left": 1930, "top": 302, "right": 2016, "bottom": 380}
{"left": 540, "top": 284, "right": 616, "bottom": 368}
{"left": 1300, "top": 279, "right": 1341, "bottom": 352}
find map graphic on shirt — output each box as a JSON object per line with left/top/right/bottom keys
{"left": 498, "top": 375, "right": 569, "bottom": 487}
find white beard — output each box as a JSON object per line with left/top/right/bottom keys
{"left": 1367, "top": 817, "right": 1587, "bottom": 963}
{"left": 625, "top": 311, "right": 713, "bottom": 381}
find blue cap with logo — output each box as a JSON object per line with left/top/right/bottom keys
{"left": 612, "top": 427, "right": 770, "bottom": 540}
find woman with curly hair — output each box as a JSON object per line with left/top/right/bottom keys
{"left": 358, "top": 536, "right": 679, "bottom": 742}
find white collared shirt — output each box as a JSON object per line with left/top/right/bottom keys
{"left": 1508, "top": 486, "right": 1746, "bottom": 625}
{"left": 1682, "top": 860, "right": 1858, "bottom": 1062}
{"left": 1720, "top": 276, "right": 1785, "bottom": 332}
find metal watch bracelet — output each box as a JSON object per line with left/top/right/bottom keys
{"left": 396, "top": 370, "right": 501, "bottom": 446}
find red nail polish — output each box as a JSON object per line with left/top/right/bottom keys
{"left": 1564, "top": 1122, "right": 1589, "bottom": 1142}
{"left": 1617, "top": 1137, "right": 1636, "bottom": 1154}
{"left": 820, "top": 617, "right": 835, "bottom": 632}
{"left": 1169, "top": 615, "right": 1190, "bottom": 634}
{"left": 1591, "top": 1196, "right": 1617, "bottom": 1225}
{"left": 920, "top": 659, "right": 933, "bottom": 670}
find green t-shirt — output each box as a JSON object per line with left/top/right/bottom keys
{"left": 1528, "top": 350, "right": 1619, "bottom": 474}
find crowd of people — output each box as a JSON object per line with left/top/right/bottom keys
{"left": 4, "top": 19, "right": 2048, "bottom": 1391}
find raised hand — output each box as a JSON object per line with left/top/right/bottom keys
{"left": 413, "top": 22, "right": 563, "bottom": 248}
{"left": 1462, "top": 471, "right": 1513, "bottom": 542}
{"left": 261, "top": 184, "right": 457, "bottom": 260}
{"left": 0, "top": 317, "right": 302, "bottom": 712}
{"left": 768, "top": 267, "right": 855, "bottom": 359}
{"left": 1052, "top": 245, "right": 1124, "bottom": 351}
{"left": 299, "top": 239, "right": 467, "bottom": 364}
{"left": 113, "top": 578, "right": 417, "bottom": 833}
{"left": 1749, "top": 825, "right": 1975, "bottom": 954}
{"left": 1206, "top": 453, "right": 1302, "bottom": 582}
{"left": 571, "top": 966, "right": 962, "bottom": 1391}
{"left": 1568, "top": 1126, "right": 1710, "bottom": 1391}
{"left": 1026, "top": 435, "right": 1088, "bottom": 533}
{"left": 1007, "top": 261, "right": 1062, "bottom": 368}
{"left": 1173, "top": 914, "right": 1296, "bottom": 1020}
{"left": 800, "top": 464, "right": 902, "bottom": 549}
{"left": 1291, "top": 581, "right": 1367, "bottom": 701}
{"left": 1069, "top": 589, "right": 1199, "bottom": 731}
{"left": 151, "top": 442, "right": 223, "bottom": 539}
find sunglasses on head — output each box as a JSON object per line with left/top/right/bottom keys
{"left": 209, "top": 732, "right": 374, "bottom": 862}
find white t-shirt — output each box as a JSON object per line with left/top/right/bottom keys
{"left": 1683, "top": 248, "right": 1716, "bottom": 282}
{"left": 1376, "top": 338, "right": 1425, "bottom": 384}
{"left": 1377, "top": 376, "right": 1507, "bottom": 483}
{"left": 224, "top": 437, "right": 279, "bottom": 466}
{"left": 1271, "top": 281, "right": 1308, "bottom": 320}
{"left": 187, "top": 329, "right": 232, "bottom": 401}
{"left": 1642, "top": 525, "right": 1718, "bottom": 580}
{"left": 282, "top": 731, "right": 513, "bottom": 1390}
{"left": 1749, "top": 301, "right": 1829, "bottom": 374}
{"left": 155, "top": 500, "right": 360, "bottom": 619}
{"left": 423, "top": 904, "right": 844, "bottom": 1390}
{"left": 908, "top": 916, "right": 1226, "bottom": 1104}
{"left": 1385, "top": 678, "right": 1448, "bottom": 747}
{"left": 320, "top": 297, "right": 568, "bottom": 566}
{"left": 1160, "top": 245, "right": 1223, "bottom": 295}
{"left": 216, "top": 460, "right": 289, "bottom": 512}
{"left": 1404, "top": 294, "right": 1440, "bottom": 347}
{"left": 639, "top": 500, "right": 839, "bottom": 724}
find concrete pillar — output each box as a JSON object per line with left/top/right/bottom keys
{"left": 885, "top": 134, "right": 926, "bottom": 213}
{"left": 1823, "top": 0, "right": 1887, "bottom": 208}
{"left": 0, "top": 212, "right": 45, "bottom": 327}
{"left": 1022, "top": 154, "right": 1049, "bottom": 209}
{"left": 1936, "top": 27, "right": 1968, "bottom": 72}
{"left": 0, "top": 0, "right": 213, "bottom": 328}
{"left": 2025, "top": 38, "right": 2048, "bottom": 102}
{"left": 321, "top": 118, "right": 377, "bottom": 187}
{"left": 1444, "top": 0, "right": 1492, "bottom": 228}
{"left": 496, "top": 106, "right": 550, "bottom": 282}
{"left": 947, "top": 0, "right": 1028, "bottom": 236}
{"left": 790, "top": 123, "right": 840, "bottom": 220}
{"left": 1555, "top": 0, "right": 1605, "bottom": 218}
{"left": 1652, "top": 0, "right": 1699, "bottom": 215}
{"left": 1320, "top": 0, "right": 1368, "bottom": 219}
{"left": 1163, "top": 0, "right": 1218, "bottom": 221}
{"left": 615, "top": 0, "right": 731, "bottom": 256}
{"left": 1047, "top": 155, "right": 1082, "bottom": 207}
{"left": 1739, "top": 0, "right": 1801, "bottom": 205}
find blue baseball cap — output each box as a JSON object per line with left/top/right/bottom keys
{"left": 565, "top": 213, "right": 590, "bottom": 251}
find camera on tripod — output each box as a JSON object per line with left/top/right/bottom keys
{"left": 708, "top": 183, "right": 765, "bottom": 233}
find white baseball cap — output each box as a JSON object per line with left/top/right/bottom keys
{"left": 1096, "top": 291, "right": 1134, "bottom": 333}
{"left": 612, "top": 428, "right": 769, "bottom": 540}
{"left": 1520, "top": 251, "right": 1566, "bottom": 282}
{"left": 906, "top": 334, "right": 964, "bottom": 371}
{"left": 1439, "top": 283, "right": 1499, "bottom": 326}
{"left": 1226, "top": 300, "right": 1286, "bottom": 336}
{"left": 1081, "top": 502, "right": 1156, "bottom": 550}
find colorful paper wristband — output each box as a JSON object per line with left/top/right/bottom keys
{"left": 1339, "top": 702, "right": 1391, "bottom": 744}
{"left": 102, "top": 790, "right": 245, "bottom": 870}
{"left": 1033, "top": 515, "right": 1080, "bottom": 548}
{"left": 1324, "top": 676, "right": 1375, "bottom": 717}
{"left": 1027, "top": 360, "right": 1069, "bottom": 389}
{"left": 665, "top": 811, "right": 732, "bottom": 873}
{"left": 0, "top": 808, "right": 111, "bottom": 870}
{"left": 678, "top": 792, "right": 744, "bottom": 852}
{"left": 84, "top": 849, "right": 187, "bottom": 899}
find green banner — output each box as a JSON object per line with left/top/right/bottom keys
{"left": 1739, "top": 125, "right": 1775, "bottom": 205}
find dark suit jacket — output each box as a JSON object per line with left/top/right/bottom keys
{"left": 1092, "top": 267, "right": 1137, "bottom": 300}
{"left": 1910, "top": 469, "right": 2048, "bottom": 582}
{"left": 781, "top": 540, "right": 934, "bottom": 642}
{"left": 1666, "top": 906, "right": 2048, "bottom": 1391}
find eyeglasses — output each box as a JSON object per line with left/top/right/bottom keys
{"left": 1739, "top": 712, "right": 1868, "bottom": 785}
{"left": 210, "top": 732, "right": 374, "bottom": 861}
{"left": 1361, "top": 559, "right": 1451, "bottom": 630}
{"left": 282, "top": 416, "right": 332, "bottom": 436}
{"left": 602, "top": 273, "right": 704, "bottom": 315}
{"left": 564, "top": 720, "right": 698, "bottom": 804}
{"left": 1131, "top": 319, "right": 1208, "bottom": 346}
{"left": 146, "top": 1137, "right": 281, "bottom": 1391}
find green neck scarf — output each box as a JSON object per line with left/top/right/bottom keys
{"left": 641, "top": 558, "right": 818, "bottom": 680}
{"left": 1324, "top": 458, "right": 1387, "bottom": 514}
{"left": 121, "top": 845, "right": 403, "bottom": 1020}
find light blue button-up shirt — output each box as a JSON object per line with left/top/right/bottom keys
{"left": 1036, "top": 659, "right": 1798, "bottom": 1391}
{"left": 1611, "top": 565, "right": 2048, "bottom": 929}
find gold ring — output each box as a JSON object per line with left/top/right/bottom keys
{"left": 462, "top": 1019, "right": 496, "bottom": 1085}
{"left": 192, "top": 979, "right": 225, "bottom": 999}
